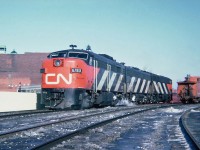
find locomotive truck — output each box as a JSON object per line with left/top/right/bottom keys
{"left": 40, "top": 45, "right": 172, "bottom": 109}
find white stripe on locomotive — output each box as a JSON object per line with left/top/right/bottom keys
{"left": 139, "top": 79, "right": 146, "bottom": 93}
{"left": 108, "top": 73, "right": 117, "bottom": 91}
{"left": 114, "top": 74, "right": 124, "bottom": 91}
{"left": 127, "top": 77, "right": 136, "bottom": 92}
{"left": 95, "top": 69, "right": 170, "bottom": 96}
{"left": 153, "top": 81, "right": 160, "bottom": 94}
{"left": 144, "top": 80, "right": 151, "bottom": 93}
{"left": 93, "top": 60, "right": 98, "bottom": 92}
{"left": 162, "top": 83, "right": 169, "bottom": 94}
{"left": 97, "top": 70, "right": 109, "bottom": 90}
{"left": 134, "top": 78, "right": 141, "bottom": 93}
{"left": 158, "top": 82, "right": 164, "bottom": 94}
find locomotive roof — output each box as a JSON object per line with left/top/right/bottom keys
{"left": 48, "top": 48, "right": 171, "bottom": 81}
{"left": 126, "top": 66, "right": 171, "bottom": 81}
{"left": 48, "top": 49, "right": 124, "bottom": 67}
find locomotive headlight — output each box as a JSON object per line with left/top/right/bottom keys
{"left": 53, "top": 59, "right": 63, "bottom": 67}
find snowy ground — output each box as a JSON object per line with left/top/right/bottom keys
{"left": 0, "top": 103, "right": 199, "bottom": 150}
{"left": 0, "top": 106, "right": 141, "bottom": 149}
{"left": 51, "top": 105, "right": 199, "bottom": 150}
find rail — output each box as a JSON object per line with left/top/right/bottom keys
{"left": 0, "top": 109, "right": 55, "bottom": 119}
{"left": 33, "top": 105, "right": 173, "bottom": 150}
{"left": 180, "top": 106, "right": 200, "bottom": 149}
{"left": 0, "top": 104, "right": 178, "bottom": 149}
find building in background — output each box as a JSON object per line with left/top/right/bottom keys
{"left": 0, "top": 52, "right": 49, "bottom": 92}
{"left": 0, "top": 45, "right": 6, "bottom": 54}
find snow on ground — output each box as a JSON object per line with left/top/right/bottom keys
{"left": 164, "top": 106, "right": 183, "bottom": 113}
{"left": 106, "top": 106, "right": 195, "bottom": 150}
{"left": 51, "top": 105, "right": 198, "bottom": 150}
{"left": 116, "top": 99, "right": 136, "bottom": 106}
{"left": 1, "top": 103, "right": 199, "bottom": 149}
{"left": 190, "top": 109, "right": 200, "bottom": 112}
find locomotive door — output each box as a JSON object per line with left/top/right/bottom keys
{"left": 93, "top": 59, "right": 98, "bottom": 93}
{"left": 107, "top": 64, "right": 111, "bottom": 91}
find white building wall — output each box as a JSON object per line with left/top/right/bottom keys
{"left": 0, "top": 92, "right": 36, "bottom": 112}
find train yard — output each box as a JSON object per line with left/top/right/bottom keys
{"left": 0, "top": 104, "right": 199, "bottom": 150}
{"left": 1, "top": 46, "right": 200, "bottom": 149}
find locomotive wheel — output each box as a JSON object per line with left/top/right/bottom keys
{"left": 111, "top": 98, "right": 120, "bottom": 106}
{"left": 81, "top": 93, "right": 93, "bottom": 109}
{"left": 81, "top": 99, "right": 89, "bottom": 109}
{"left": 111, "top": 94, "right": 124, "bottom": 106}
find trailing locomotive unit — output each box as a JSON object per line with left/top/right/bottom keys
{"left": 40, "top": 45, "right": 172, "bottom": 109}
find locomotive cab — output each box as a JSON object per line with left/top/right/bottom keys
{"left": 47, "top": 49, "right": 93, "bottom": 65}
{"left": 41, "top": 48, "right": 97, "bottom": 109}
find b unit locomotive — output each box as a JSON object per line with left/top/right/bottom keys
{"left": 40, "top": 45, "right": 172, "bottom": 109}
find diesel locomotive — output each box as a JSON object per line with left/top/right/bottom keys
{"left": 40, "top": 45, "right": 172, "bottom": 109}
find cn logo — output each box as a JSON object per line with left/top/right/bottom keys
{"left": 45, "top": 73, "right": 72, "bottom": 85}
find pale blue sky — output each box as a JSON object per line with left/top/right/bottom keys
{"left": 1, "top": 0, "right": 200, "bottom": 88}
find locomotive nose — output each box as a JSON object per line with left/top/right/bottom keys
{"left": 41, "top": 58, "right": 86, "bottom": 89}
{"left": 41, "top": 57, "right": 90, "bottom": 109}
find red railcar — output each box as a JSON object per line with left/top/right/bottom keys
{"left": 177, "top": 75, "right": 200, "bottom": 103}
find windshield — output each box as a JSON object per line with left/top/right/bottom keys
{"left": 48, "top": 52, "right": 67, "bottom": 58}
{"left": 68, "top": 52, "right": 88, "bottom": 60}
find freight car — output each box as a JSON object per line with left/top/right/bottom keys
{"left": 40, "top": 45, "right": 172, "bottom": 109}
{"left": 177, "top": 75, "right": 200, "bottom": 103}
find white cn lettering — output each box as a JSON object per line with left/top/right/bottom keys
{"left": 45, "top": 73, "right": 72, "bottom": 85}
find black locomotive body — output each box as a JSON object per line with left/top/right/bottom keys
{"left": 41, "top": 46, "right": 172, "bottom": 109}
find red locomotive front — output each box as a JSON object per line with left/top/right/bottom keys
{"left": 41, "top": 49, "right": 99, "bottom": 109}
{"left": 41, "top": 58, "right": 94, "bottom": 89}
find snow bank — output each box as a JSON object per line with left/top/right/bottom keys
{"left": 164, "top": 107, "right": 183, "bottom": 113}
{"left": 0, "top": 92, "right": 36, "bottom": 112}
{"left": 190, "top": 109, "right": 200, "bottom": 112}
{"left": 116, "top": 99, "right": 136, "bottom": 106}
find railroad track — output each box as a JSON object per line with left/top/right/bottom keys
{"left": 0, "top": 104, "right": 174, "bottom": 150}
{"left": 0, "top": 109, "right": 55, "bottom": 119}
{"left": 34, "top": 104, "right": 183, "bottom": 150}
{"left": 0, "top": 104, "right": 164, "bottom": 135}
{"left": 0, "top": 106, "right": 135, "bottom": 136}
{"left": 0, "top": 106, "right": 138, "bottom": 135}
{"left": 180, "top": 106, "right": 200, "bottom": 149}
{"left": 33, "top": 108, "right": 158, "bottom": 150}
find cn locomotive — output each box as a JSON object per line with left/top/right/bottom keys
{"left": 40, "top": 45, "right": 172, "bottom": 109}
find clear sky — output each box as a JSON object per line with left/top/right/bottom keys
{"left": 1, "top": 0, "right": 200, "bottom": 88}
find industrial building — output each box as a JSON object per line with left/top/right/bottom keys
{"left": 0, "top": 52, "right": 48, "bottom": 92}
